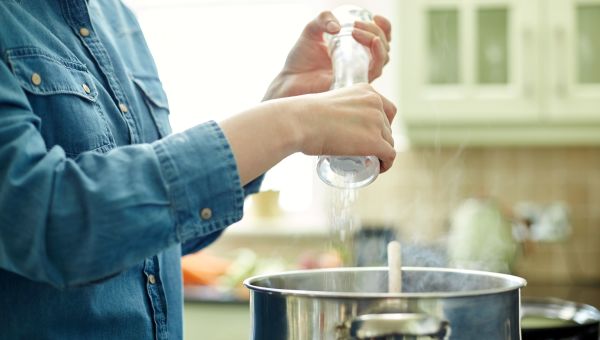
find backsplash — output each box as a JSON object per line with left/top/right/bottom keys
{"left": 355, "top": 147, "right": 600, "bottom": 285}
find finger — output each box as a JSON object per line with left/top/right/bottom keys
{"left": 351, "top": 27, "right": 378, "bottom": 48}
{"left": 354, "top": 21, "right": 389, "bottom": 51}
{"left": 373, "top": 15, "right": 392, "bottom": 42}
{"left": 378, "top": 143, "right": 396, "bottom": 173}
{"left": 381, "top": 118, "right": 394, "bottom": 147}
{"left": 303, "top": 11, "right": 341, "bottom": 41}
{"left": 368, "top": 36, "right": 388, "bottom": 81}
{"left": 379, "top": 93, "right": 397, "bottom": 124}
{"left": 351, "top": 29, "right": 389, "bottom": 80}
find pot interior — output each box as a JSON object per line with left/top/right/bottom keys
{"left": 245, "top": 267, "right": 526, "bottom": 298}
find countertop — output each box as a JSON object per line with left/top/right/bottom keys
{"left": 184, "top": 301, "right": 249, "bottom": 340}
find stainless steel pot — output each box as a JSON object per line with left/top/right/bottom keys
{"left": 521, "top": 297, "right": 600, "bottom": 340}
{"left": 244, "top": 267, "right": 527, "bottom": 340}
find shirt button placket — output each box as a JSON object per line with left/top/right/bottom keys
{"left": 74, "top": 20, "right": 140, "bottom": 144}
{"left": 145, "top": 259, "right": 168, "bottom": 339}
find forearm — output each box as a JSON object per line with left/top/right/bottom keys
{"left": 219, "top": 97, "right": 303, "bottom": 185}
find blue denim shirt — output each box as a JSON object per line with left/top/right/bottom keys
{"left": 0, "top": 0, "right": 262, "bottom": 338}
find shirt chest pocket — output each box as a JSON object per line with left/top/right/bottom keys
{"left": 131, "top": 75, "right": 172, "bottom": 138}
{"left": 7, "top": 47, "right": 114, "bottom": 157}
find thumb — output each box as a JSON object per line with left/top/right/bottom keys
{"left": 303, "top": 11, "right": 341, "bottom": 41}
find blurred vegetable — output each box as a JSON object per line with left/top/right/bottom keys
{"left": 181, "top": 251, "right": 231, "bottom": 285}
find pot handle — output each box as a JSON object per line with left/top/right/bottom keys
{"left": 350, "top": 313, "right": 449, "bottom": 339}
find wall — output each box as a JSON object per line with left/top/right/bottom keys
{"left": 355, "top": 147, "right": 600, "bottom": 285}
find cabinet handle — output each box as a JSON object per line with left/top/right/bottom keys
{"left": 555, "top": 27, "right": 568, "bottom": 97}
{"left": 522, "top": 28, "right": 534, "bottom": 98}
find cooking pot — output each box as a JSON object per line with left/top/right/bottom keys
{"left": 521, "top": 297, "right": 600, "bottom": 340}
{"left": 244, "top": 267, "right": 527, "bottom": 339}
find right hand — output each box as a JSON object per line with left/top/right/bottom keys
{"left": 293, "top": 83, "right": 397, "bottom": 172}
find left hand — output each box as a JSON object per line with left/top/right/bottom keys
{"left": 263, "top": 11, "right": 392, "bottom": 100}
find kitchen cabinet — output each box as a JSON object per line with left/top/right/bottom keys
{"left": 399, "top": 0, "right": 600, "bottom": 145}
{"left": 547, "top": 0, "right": 600, "bottom": 122}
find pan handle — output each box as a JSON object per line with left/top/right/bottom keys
{"left": 350, "top": 313, "right": 449, "bottom": 339}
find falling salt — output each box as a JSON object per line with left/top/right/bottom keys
{"left": 331, "top": 188, "right": 357, "bottom": 241}
{"left": 328, "top": 173, "right": 359, "bottom": 266}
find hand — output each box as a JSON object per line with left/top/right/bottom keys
{"left": 219, "top": 83, "right": 396, "bottom": 185}
{"left": 263, "top": 11, "right": 392, "bottom": 100}
{"left": 295, "top": 83, "right": 397, "bottom": 172}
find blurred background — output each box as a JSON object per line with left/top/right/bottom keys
{"left": 125, "top": 0, "right": 600, "bottom": 338}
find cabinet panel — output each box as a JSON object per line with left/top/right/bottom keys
{"left": 477, "top": 8, "right": 509, "bottom": 84}
{"left": 427, "top": 9, "right": 461, "bottom": 84}
{"left": 576, "top": 5, "right": 600, "bottom": 84}
{"left": 401, "top": 0, "right": 540, "bottom": 125}
{"left": 547, "top": 0, "right": 600, "bottom": 122}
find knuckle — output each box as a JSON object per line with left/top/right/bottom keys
{"left": 318, "top": 11, "right": 333, "bottom": 22}
{"left": 366, "top": 92, "right": 382, "bottom": 107}
{"left": 357, "top": 83, "right": 372, "bottom": 91}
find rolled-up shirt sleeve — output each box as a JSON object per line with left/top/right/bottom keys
{"left": 0, "top": 59, "right": 260, "bottom": 289}
{"left": 154, "top": 121, "right": 263, "bottom": 254}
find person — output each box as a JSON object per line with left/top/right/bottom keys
{"left": 0, "top": 0, "right": 395, "bottom": 338}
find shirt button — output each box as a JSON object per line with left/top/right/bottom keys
{"left": 79, "top": 27, "right": 90, "bottom": 37}
{"left": 200, "top": 208, "right": 212, "bottom": 220}
{"left": 82, "top": 84, "right": 91, "bottom": 94}
{"left": 148, "top": 274, "right": 156, "bottom": 285}
{"left": 118, "top": 103, "right": 128, "bottom": 113}
{"left": 31, "top": 73, "right": 42, "bottom": 86}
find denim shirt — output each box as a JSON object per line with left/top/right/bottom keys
{"left": 0, "top": 0, "right": 262, "bottom": 338}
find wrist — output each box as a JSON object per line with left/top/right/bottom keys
{"left": 285, "top": 94, "right": 322, "bottom": 156}
{"left": 267, "top": 97, "right": 306, "bottom": 155}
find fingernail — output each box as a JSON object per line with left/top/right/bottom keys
{"left": 326, "top": 21, "right": 340, "bottom": 32}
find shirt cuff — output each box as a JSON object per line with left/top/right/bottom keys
{"left": 152, "top": 120, "right": 246, "bottom": 243}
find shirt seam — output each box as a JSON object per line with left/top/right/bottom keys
{"left": 152, "top": 141, "right": 184, "bottom": 243}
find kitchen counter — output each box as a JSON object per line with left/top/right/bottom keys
{"left": 184, "top": 302, "right": 249, "bottom": 340}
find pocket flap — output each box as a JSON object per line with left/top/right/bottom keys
{"left": 6, "top": 47, "right": 97, "bottom": 101}
{"left": 131, "top": 75, "right": 169, "bottom": 110}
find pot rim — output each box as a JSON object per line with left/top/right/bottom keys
{"left": 243, "top": 266, "right": 527, "bottom": 299}
{"left": 521, "top": 297, "right": 600, "bottom": 327}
